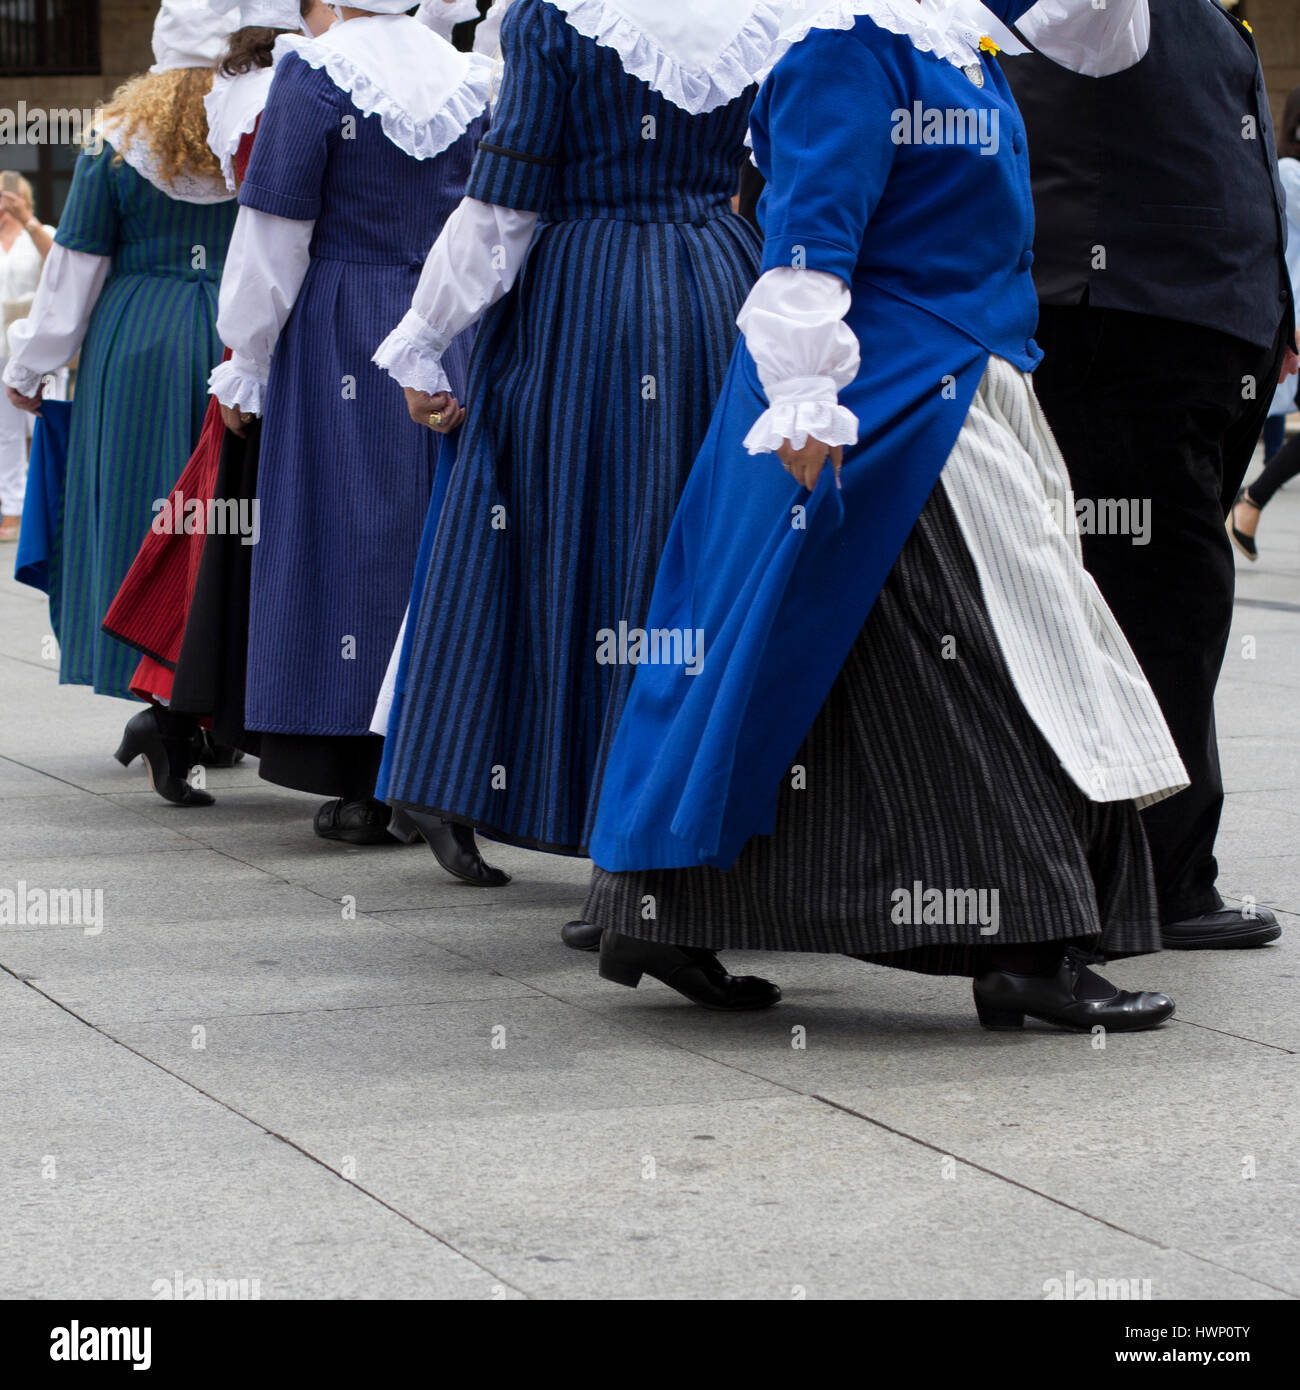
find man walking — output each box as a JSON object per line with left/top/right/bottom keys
{"left": 1003, "top": 0, "right": 1297, "bottom": 949}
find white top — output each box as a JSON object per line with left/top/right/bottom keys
{"left": 0, "top": 226, "right": 54, "bottom": 309}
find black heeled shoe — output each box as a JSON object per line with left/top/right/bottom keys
{"left": 1227, "top": 488, "right": 1260, "bottom": 562}
{"left": 561, "top": 920, "right": 603, "bottom": 952}
{"left": 114, "top": 707, "right": 214, "bottom": 807}
{"left": 599, "top": 929, "right": 781, "bottom": 1011}
{"left": 972, "top": 953, "right": 1174, "bottom": 1032}
{"left": 314, "top": 797, "right": 394, "bottom": 845}
{"left": 395, "top": 807, "right": 511, "bottom": 887}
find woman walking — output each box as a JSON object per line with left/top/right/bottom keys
{"left": 373, "top": 0, "right": 786, "bottom": 892}
{"left": 101, "top": 0, "right": 336, "bottom": 790}
{"left": 1228, "top": 85, "right": 1300, "bottom": 562}
{"left": 0, "top": 174, "right": 55, "bottom": 542}
{"left": 209, "top": 1, "right": 492, "bottom": 843}
{"left": 582, "top": 0, "right": 1188, "bottom": 1033}
{"left": 4, "top": 0, "right": 240, "bottom": 805}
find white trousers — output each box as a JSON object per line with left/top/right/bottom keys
{"left": 0, "top": 359, "right": 28, "bottom": 514}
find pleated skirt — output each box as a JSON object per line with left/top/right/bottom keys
{"left": 379, "top": 210, "right": 762, "bottom": 854}
{"left": 169, "top": 419, "right": 263, "bottom": 755}
{"left": 56, "top": 272, "right": 222, "bottom": 700}
{"left": 582, "top": 481, "right": 1162, "bottom": 975}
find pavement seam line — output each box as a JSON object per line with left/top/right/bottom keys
{"left": 812, "top": 1093, "right": 1300, "bottom": 1300}
{"left": 0, "top": 961, "right": 532, "bottom": 1300}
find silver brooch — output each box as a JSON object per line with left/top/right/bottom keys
{"left": 963, "top": 62, "right": 985, "bottom": 88}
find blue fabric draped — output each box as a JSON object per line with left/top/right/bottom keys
{"left": 589, "top": 13, "right": 1047, "bottom": 871}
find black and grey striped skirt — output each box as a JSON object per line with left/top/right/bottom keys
{"left": 582, "top": 481, "right": 1161, "bottom": 976}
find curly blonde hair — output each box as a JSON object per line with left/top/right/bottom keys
{"left": 98, "top": 68, "right": 222, "bottom": 186}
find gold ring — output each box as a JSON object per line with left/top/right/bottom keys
{"left": 429, "top": 411, "right": 443, "bottom": 426}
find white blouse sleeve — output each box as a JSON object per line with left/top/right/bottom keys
{"left": 737, "top": 268, "right": 861, "bottom": 456}
{"left": 208, "top": 206, "right": 314, "bottom": 414}
{"left": 1017, "top": 0, "right": 1150, "bottom": 77}
{"left": 374, "top": 197, "right": 539, "bottom": 395}
{"left": 3, "top": 244, "right": 109, "bottom": 396}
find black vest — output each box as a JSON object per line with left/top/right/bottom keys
{"left": 1002, "top": 0, "right": 1293, "bottom": 350}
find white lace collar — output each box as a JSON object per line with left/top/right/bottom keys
{"left": 542, "top": 0, "right": 787, "bottom": 115}
{"left": 273, "top": 12, "right": 493, "bottom": 161}
{"left": 204, "top": 65, "right": 275, "bottom": 193}
{"left": 98, "top": 120, "right": 235, "bottom": 204}
{"left": 775, "top": 0, "right": 1027, "bottom": 73}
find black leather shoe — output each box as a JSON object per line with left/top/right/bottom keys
{"left": 599, "top": 929, "right": 781, "bottom": 1011}
{"left": 1161, "top": 905, "right": 1281, "bottom": 950}
{"left": 398, "top": 808, "right": 511, "bottom": 887}
{"left": 561, "top": 920, "right": 603, "bottom": 952}
{"left": 314, "top": 797, "right": 393, "bottom": 845}
{"left": 114, "top": 707, "right": 214, "bottom": 807}
{"left": 973, "top": 953, "right": 1174, "bottom": 1033}
{"left": 190, "top": 729, "right": 245, "bottom": 767}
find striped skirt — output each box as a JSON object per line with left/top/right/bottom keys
{"left": 379, "top": 210, "right": 761, "bottom": 853}
{"left": 583, "top": 385, "right": 1165, "bottom": 974}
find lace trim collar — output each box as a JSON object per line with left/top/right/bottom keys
{"left": 98, "top": 120, "right": 234, "bottom": 204}
{"left": 542, "top": 0, "right": 787, "bottom": 115}
{"left": 775, "top": 0, "right": 1028, "bottom": 74}
{"left": 273, "top": 13, "right": 492, "bottom": 161}
{"left": 205, "top": 65, "right": 275, "bottom": 193}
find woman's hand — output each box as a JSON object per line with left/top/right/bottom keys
{"left": 777, "top": 436, "right": 843, "bottom": 492}
{"left": 404, "top": 387, "right": 465, "bottom": 434}
{"left": 220, "top": 402, "right": 255, "bottom": 438}
{"left": 0, "top": 189, "right": 34, "bottom": 228}
{"left": 5, "top": 382, "right": 43, "bottom": 415}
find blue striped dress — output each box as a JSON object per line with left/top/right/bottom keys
{"left": 377, "top": 0, "right": 761, "bottom": 855}
{"left": 239, "top": 53, "right": 481, "bottom": 760}
{"left": 52, "top": 148, "right": 236, "bottom": 700}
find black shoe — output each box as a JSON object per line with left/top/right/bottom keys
{"left": 114, "top": 707, "right": 214, "bottom": 807}
{"left": 598, "top": 929, "right": 781, "bottom": 1011}
{"left": 973, "top": 953, "right": 1174, "bottom": 1032}
{"left": 190, "top": 729, "right": 245, "bottom": 768}
{"left": 313, "top": 797, "right": 394, "bottom": 845}
{"left": 561, "top": 920, "right": 603, "bottom": 952}
{"left": 1227, "top": 489, "right": 1260, "bottom": 562}
{"left": 398, "top": 808, "right": 511, "bottom": 887}
{"left": 1161, "top": 905, "right": 1281, "bottom": 950}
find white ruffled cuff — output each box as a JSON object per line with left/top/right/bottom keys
{"left": 209, "top": 354, "right": 268, "bottom": 414}
{"left": 548, "top": 0, "right": 787, "bottom": 115}
{"left": 3, "top": 356, "right": 45, "bottom": 399}
{"left": 373, "top": 315, "right": 453, "bottom": 395}
{"left": 743, "top": 377, "right": 860, "bottom": 456}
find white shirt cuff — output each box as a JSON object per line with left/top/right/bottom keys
{"left": 209, "top": 353, "right": 268, "bottom": 414}
{"left": 373, "top": 314, "right": 453, "bottom": 395}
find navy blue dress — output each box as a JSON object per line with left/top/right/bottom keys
{"left": 377, "top": 0, "right": 761, "bottom": 854}
{"left": 239, "top": 52, "right": 481, "bottom": 795}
